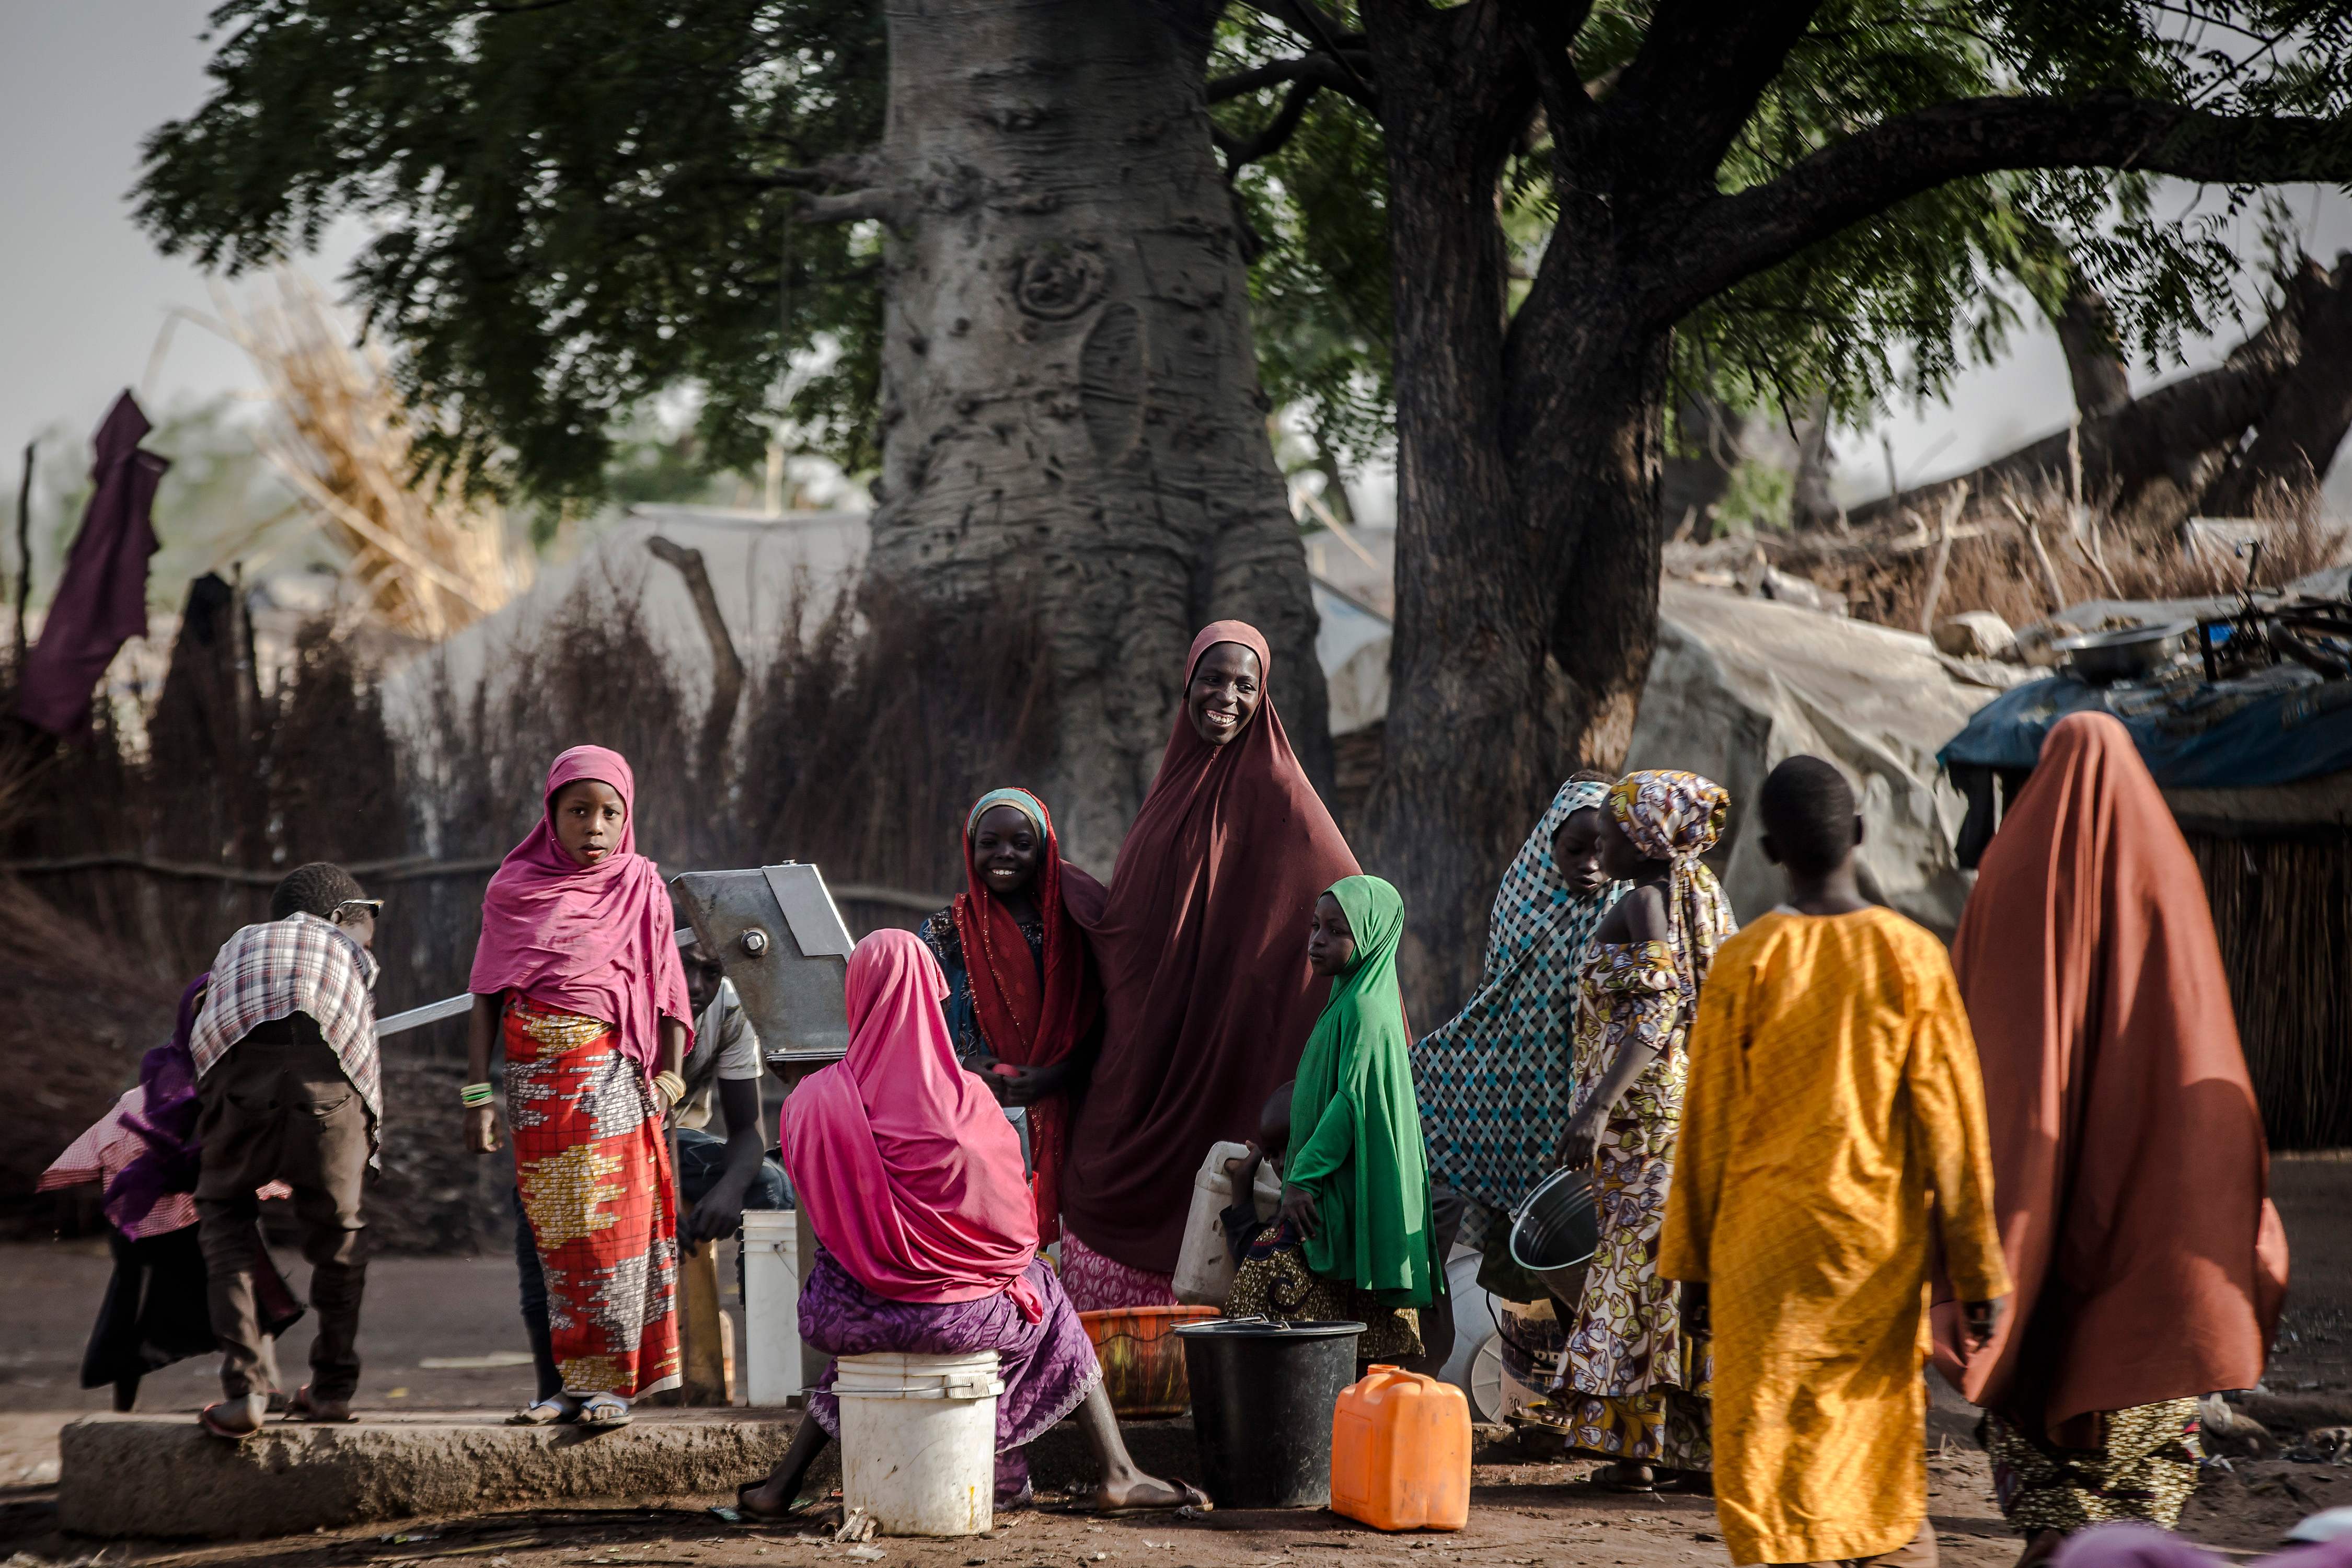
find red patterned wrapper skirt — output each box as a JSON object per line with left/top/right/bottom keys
{"left": 505, "top": 997, "right": 681, "bottom": 1400}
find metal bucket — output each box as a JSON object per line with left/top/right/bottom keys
{"left": 1508, "top": 1167, "right": 1599, "bottom": 1305}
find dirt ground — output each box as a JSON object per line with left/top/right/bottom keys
{"left": 1, "top": 1155, "right": 2346, "bottom": 1567}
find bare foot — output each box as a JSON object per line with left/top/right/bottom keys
{"left": 1094, "top": 1474, "right": 1209, "bottom": 1514}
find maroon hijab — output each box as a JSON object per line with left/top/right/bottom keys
{"left": 1944, "top": 713, "right": 2287, "bottom": 1435}
{"left": 1063, "top": 621, "right": 1360, "bottom": 1274}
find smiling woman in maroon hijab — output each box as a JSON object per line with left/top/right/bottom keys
{"left": 1058, "top": 621, "right": 1361, "bottom": 1308}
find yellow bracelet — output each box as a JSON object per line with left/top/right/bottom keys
{"left": 652, "top": 1070, "right": 687, "bottom": 1108}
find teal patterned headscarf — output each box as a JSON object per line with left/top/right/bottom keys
{"left": 1410, "top": 778, "right": 1626, "bottom": 1219}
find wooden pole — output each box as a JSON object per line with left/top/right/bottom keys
{"left": 14, "top": 440, "right": 32, "bottom": 659}
{"left": 2003, "top": 498, "right": 2071, "bottom": 614}
{"left": 1916, "top": 482, "right": 1968, "bottom": 634}
{"left": 675, "top": 1238, "right": 732, "bottom": 1405}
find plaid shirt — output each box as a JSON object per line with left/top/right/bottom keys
{"left": 191, "top": 913, "right": 383, "bottom": 1162}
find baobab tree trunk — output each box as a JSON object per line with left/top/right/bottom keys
{"left": 852, "top": 0, "right": 1329, "bottom": 870}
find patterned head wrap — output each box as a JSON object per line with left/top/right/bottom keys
{"left": 1609, "top": 770, "right": 1730, "bottom": 863}
{"left": 1608, "top": 767, "right": 1735, "bottom": 1007}
{"left": 967, "top": 787, "right": 1046, "bottom": 839}
{"left": 1485, "top": 777, "right": 1615, "bottom": 973}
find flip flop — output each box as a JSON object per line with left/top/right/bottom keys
{"left": 577, "top": 1393, "right": 632, "bottom": 1429}
{"left": 728, "top": 1482, "right": 810, "bottom": 1523}
{"left": 199, "top": 1402, "right": 264, "bottom": 1441}
{"left": 287, "top": 1384, "right": 360, "bottom": 1423}
{"left": 1590, "top": 1462, "right": 1657, "bottom": 1494}
{"left": 1091, "top": 1480, "right": 1212, "bottom": 1517}
{"left": 508, "top": 1397, "right": 582, "bottom": 1427}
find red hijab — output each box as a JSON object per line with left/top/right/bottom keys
{"left": 1064, "top": 621, "right": 1361, "bottom": 1275}
{"left": 782, "top": 929, "right": 1044, "bottom": 1320}
{"left": 953, "top": 788, "right": 1103, "bottom": 1246}
{"left": 1945, "top": 712, "right": 2288, "bottom": 1435}
{"left": 468, "top": 745, "right": 694, "bottom": 1074}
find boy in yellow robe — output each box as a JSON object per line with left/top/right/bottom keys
{"left": 1659, "top": 756, "right": 2010, "bottom": 1566}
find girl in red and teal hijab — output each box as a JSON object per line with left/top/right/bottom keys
{"left": 1278, "top": 874, "right": 1438, "bottom": 1310}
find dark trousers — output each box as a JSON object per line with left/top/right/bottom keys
{"left": 512, "top": 1127, "right": 788, "bottom": 1402}
{"left": 195, "top": 1025, "right": 370, "bottom": 1402}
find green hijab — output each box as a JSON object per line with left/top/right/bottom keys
{"left": 1286, "top": 874, "right": 1437, "bottom": 1308}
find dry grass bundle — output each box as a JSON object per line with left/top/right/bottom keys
{"left": 2189, "top": 832, "right": 2352, "bottom": 1149}
{"left": 199, "top": 273, "right": 531, "bottom": 640}
{"left": 1789, "top": 478, "right": 2349, "bottom": 631}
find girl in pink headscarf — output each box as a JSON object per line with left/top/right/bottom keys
{"left": 735, "top": 929, "right": 1203, "bottom": 1519}
{"left": 464, "top": 745, "right": 695, "bottom": 1428}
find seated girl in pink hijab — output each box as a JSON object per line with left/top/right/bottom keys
{"left": 735, "top": 929, "right": 1203, "bottom": 1517}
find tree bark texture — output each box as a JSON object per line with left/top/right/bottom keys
{"left": 858, "top": 0, "right": 1329, "bottom": 871}
{"left": 1357, "top": 2, "right": 1675, "bottom": 1014}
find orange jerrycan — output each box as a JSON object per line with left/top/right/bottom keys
{"left": 1329, "top": 1365, "right": 1471, "bottom": 1531}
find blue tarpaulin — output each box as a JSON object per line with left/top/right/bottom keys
{"left": 1938, "top": 667, "right": 2352, "bottom": 788}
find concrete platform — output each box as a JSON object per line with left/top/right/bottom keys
{"left": 56, "top": 1408, "right": 1204, "bottom": 1541}
{"left": 59, "top": 1408, "right": 797, "bottom": 1540}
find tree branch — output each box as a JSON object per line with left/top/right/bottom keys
{"left": 1209, "top": 52, "right": 1373, "bottom": 107}
{"left": 1645, "top": 96, "right": 2352, "bottom": 329}
{"left": 1242, "top": 0, "right": 1380, "bottom": 109}
{"left": 1218, "top": 79, "right": 1323, "bottom": 173}
{"left": 799, "top": 189, "right": 905, "bottom": 227}
{"left": 1603, "top": 0, "right": 1828, "bottom": 192}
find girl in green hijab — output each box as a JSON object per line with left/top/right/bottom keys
{"left": 1228, "top": 875, "right": 1439, "bottom": 1365}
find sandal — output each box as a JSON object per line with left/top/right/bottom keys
{"left": 730, "top": 1481, "right": 811, "bottom": 1522}
{"left": 200, "top": 1400, "right": 265, "bottom": 1441}
{"left": 1091, "top": 1479, "right": 1211, "bottom": 1517}
{"left": 287, "top": 1385, "right": 359, "bottom": 1423}
{"left": 508, "top": 1396, "right": 583, "bottom": 1426}
{"left": 1590, "top": 1461, "right": 1657, "bottom": 1493}
{"left": 577, "top": 1392, "right": 632, "bottom": 1428}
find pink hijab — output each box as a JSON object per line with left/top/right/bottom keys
{"left": 782, "top": 929, "right": 1044, "bottom": 1321}
{"left": 468, "top": 745, "right": 694, "bottom": 1074}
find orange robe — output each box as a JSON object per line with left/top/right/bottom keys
{"left": 1659, "top": 908, "right": 2008, "bottom": 1565}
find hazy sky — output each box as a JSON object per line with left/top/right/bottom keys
{"left": 5, "top": 1, "right": 2351, "bottom": 514}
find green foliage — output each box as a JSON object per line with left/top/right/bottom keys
{"left": 137, "top": 0, "right": 887, "bottom": 504}
{"left": 1215, "top": 9, "right": 1393, "bottom": 466}
{"left": 1217, "top": 1, "right": 2352, "bottom": 447}
{"left": 137, "top": 0, "right": 2352, "bottom": 499}
{"left": 1713, "top": 459, "right": 1795, "bottom": 535}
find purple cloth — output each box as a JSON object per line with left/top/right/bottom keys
{"left": 801, "top": 1250, "right": 1100, "bottom": 1506}
{"left": 18, "top": 392, "right": 167, "bottom": 735}
{"left": 105, "top": 975, "right": 209, "bottom": 1238}
{"left": 2058, "top": 1526, "right": 2352, "bottom": 1568}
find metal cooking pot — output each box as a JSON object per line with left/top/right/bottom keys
{"left": 2052, "top": 620, "right": 2194, "bottom": 684}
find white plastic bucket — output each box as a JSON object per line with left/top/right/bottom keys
{"left": 740, "top": 1210, "right": 800, "bottom": 1405}
{"left": 834, "top": 1350, "right": 1005, "bottom": 1537}
{"left": 1171, "top": 1140, "right": 1283, "bottom": 1307}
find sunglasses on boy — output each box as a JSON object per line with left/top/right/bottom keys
{"left": 331, "top": 898, "right": 385, "bottom": 923}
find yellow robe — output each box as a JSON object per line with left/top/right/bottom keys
{"left": 1659, "top": 908, "right": 2009, "bottom": 1565}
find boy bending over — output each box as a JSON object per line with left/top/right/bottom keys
{"left": 190, "top": 863, "right": 382, "bottom": 1436}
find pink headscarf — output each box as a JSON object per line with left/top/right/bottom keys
{"left": 782, "top": 929, "right": 1045, "bottom": 1322}
{"left": 468, "top": 745, "right": 694, "bottom": 1074}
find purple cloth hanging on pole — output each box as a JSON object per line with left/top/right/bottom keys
{"left": 17, "top": 391, "right": 167, "bottom": 734}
